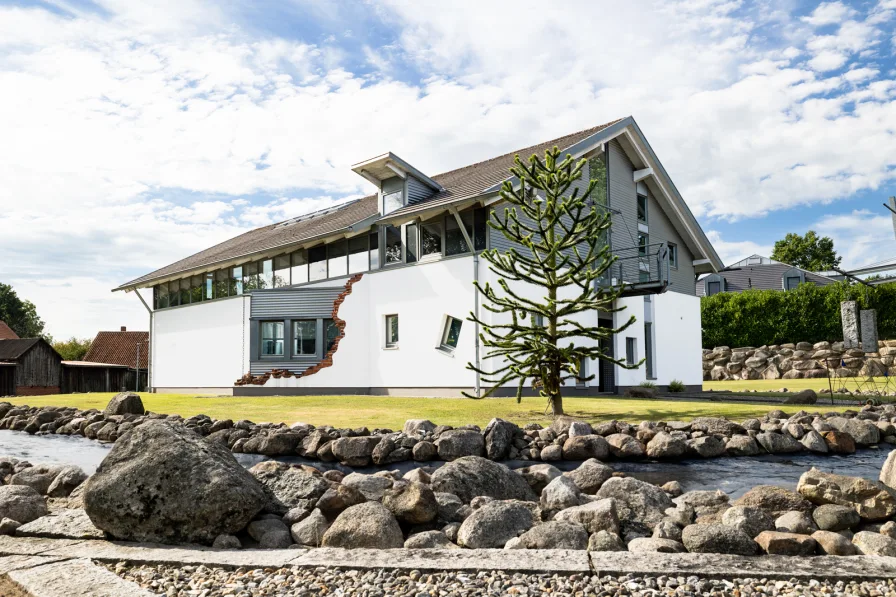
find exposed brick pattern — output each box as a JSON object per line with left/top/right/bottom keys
{"left": 16, "top": 386, "right": 60, "bottom": 396}
{"left": 234, "top": 273, "right": 363, "bottom": 386}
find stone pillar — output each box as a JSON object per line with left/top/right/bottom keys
{"left": 861, "top": 309, "right": 879, "bottom": 354}
{"left": 841, "top": 301, "right": 860, "bottom": 349}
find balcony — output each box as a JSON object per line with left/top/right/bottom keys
{"left": 598, "top": 242, "right": 670, "bottom": 297}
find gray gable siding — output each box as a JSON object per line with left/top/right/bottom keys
{"left": 607, "top": 140, "right": 640, "bottom": 258}
{"left": 407, "top": 175, "right": 434, "bottom": 205}
{"left": 645, "top": 187, "right": 695, "bottom": 295}
{"left": 696, "top": 263, "right": 835, "bottom": 296}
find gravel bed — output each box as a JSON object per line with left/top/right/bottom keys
{"left": 108, "top": 563, "right": 896, "bottom": 596}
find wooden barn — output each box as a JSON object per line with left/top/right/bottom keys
{"left": 0, "top": 338, "right": 63, "bottom": 396}
{"left": 82, "top": 327, "right": 149, "bottom": 392}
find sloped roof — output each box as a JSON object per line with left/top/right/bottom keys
{"left": 83, "top": 331, "right": 149, "bottom": 369}
{"left": 0, "top": 321, "right": 19, "bottom": 340}
{"left": 0, "top": 338, "right": 41, "bottom": 360}
{"left": 697, "top": 262, "right": 835, "bottom": 296}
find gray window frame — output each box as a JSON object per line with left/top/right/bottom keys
{"left": 293, "top": 319, "right": 318, "bottom": 356}
{"left": 637, "top": 193, "right": 648, "bottom": 223}
{"left": 385, "top": 314, "right": 399, "bottom": 348}
{"left": 439, "top": 316, "right": 463, "bottom": 353}
{"left": 668, "top": 243, "right": 678, "bottom": 269}
{"left": 260, "top": 321, "right": 285, "bottom": 357}
{"left": 625, "top": 337, "right": 637, "bottom": 366}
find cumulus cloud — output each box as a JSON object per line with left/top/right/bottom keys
{"left": 0, "top": 0, "right": 895, "bottom": 337}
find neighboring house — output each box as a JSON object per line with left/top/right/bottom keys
{"left": 0, "top": 321, "right": 19, "bottom": 340}
{"left": 0, "top": 338, "right": 62, "bottom": 396}
{"left": 116, "top": 116, "right": 723, "bottom": 395}
{"left": 697, "top": 255, "right": 835, "bottom": 297}
{"left": 66, "top": 326, "right": 150, "bottom": 392}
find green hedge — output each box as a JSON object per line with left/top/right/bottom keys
{"left": 700, "top": 281, "right": 896, "bottom": 349}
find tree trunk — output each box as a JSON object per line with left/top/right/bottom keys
{"left": 551, "top": 394, "right": 564, "bottom": 416}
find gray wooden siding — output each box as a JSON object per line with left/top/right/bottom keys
{"left": 249, "top": 287, "right": 342, "bottom": 319}
{"left": 645, "top": 187, "right": 695, "bottom": 295}
{"left": 696, "top": 264, "right": 834, "bottom": 296}
{"left": 407, "top": 175, "right": 434, "bottom": 205}
{"left": 15, "top": 343, "right": 61, "bottom": 388}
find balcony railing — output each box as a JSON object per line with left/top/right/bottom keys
{"left": 598, "top": 242, "right": 670, "bottom": 296}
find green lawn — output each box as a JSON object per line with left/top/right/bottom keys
{"left": 7, "top": 392, "right": 814, "bottom": 430}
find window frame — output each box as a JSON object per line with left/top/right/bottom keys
{"left": 420, "top": 219, "right": 443, "bottom": 260}
{"left": 384, "top": 314, "right": 399, "bottom": 349}
{"left": 439, "top": 315, "right": 463, "bottom": 353}
{"left": 785, "top": 275, "right": 802, "bottom": 291}
{"left": 323, "top": 318, "right": 339, "bottom": 354}
{"left": 706, "top": 280, "right": 721, "bottom": 296}
{"left": 625, "top": 337, "right": 637, "bottom": 366}
{"left": 260, "top": 320, "right": 285, "bottom": 357}
{"left": 668, "top": 243, "right": 678, "bottom": 269}
{"left": 308, "top": 245, "right": 328, "bottom": 281}
{"left": 637, "top": 193, "right": 648, "bottom": 224}
{"left": 293, "top": 319, "right": 318, "bottom": 356}
{"left": 638, "top": 232, "right": 649, "bottom": 256}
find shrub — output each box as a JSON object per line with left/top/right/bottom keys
{"left": 639, "top": 381, "right": 656, "bottom": 389}
{"left": 701, "top": 281, "right": 896, "bottom": 348}
{"left": 668, "top": 379, "right": 686, "bottom": 392}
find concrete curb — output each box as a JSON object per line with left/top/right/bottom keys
{"left": 1, "top": 536, "right": 896, "bottom": 581}
{"left": 0, "top": 556, "right": 153, "bottom": 597}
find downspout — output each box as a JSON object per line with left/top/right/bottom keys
{"left": 132, "top": 289, "right": 153, "bottom": 393}
{"left": 449, "top": 207, "right": 481, "bottom": 397}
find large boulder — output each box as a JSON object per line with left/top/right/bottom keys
{"left": 646, "top": 433, "right": 687, "bottom": 459}
{"left": 515, "top": 464, "right": 562, "bottom": 494}
{"left": 562, "top": 435, "right": 610, "bottom": 460}
{"left": 812, "top": 530, "right": 857, "bottom": 556}
{"left": 812, "top": 504, "right": 861, "bottom": 531}
{"left": 330, "top": 436, "right": 382, "bottom": 467}
{"left": 782, "top": 389, "right": 817, "bottom": 405}
{"left": 456, "top": 500, "right": 537, "bottom": 548}
{"left": 540, "top": 476, "right": 582, "bottom": 514}
{"left": 605, "top": 434, "right": 645, "bottom": 458}
{"left": 827, "top": 417, "right": 879, "bottom": 446}
{"left": 721, "top": 506, "right": 775, "bottom": 539}
{"left": 798, "top": 467, "right": 896, "bottom": 521}
{"left": 249, "top": 461, "right": 330, "bottom": 514}
{"left": 10, "top": 465, "right": 86, "bottom": 498}
{"left": 290, "top": 508, "right": 329, "bottom": 547}
{"left": 484, "top": 418, "right": 517, "bottom": 460}
{"left": 554, "top": 498, "right": 620, "bottom": 535}
{"left": 852, "top": 531, "right": 896, "bottom": 556}
{"left": 595, "top": 477, "right": 674, "bottom": 530}
{"left": 430, "top": 457, "right": 536, "bottom": 504}
{"left": 0, "top": 486, "right": 47, "bottom": 524}
{"left": 563, "top": 459, "right": 613, "bottom": 494}
{"left": 754, "top": 531, "right": 817, "bottom": 555}
{"left": 690, "top": 417, "right": 746, "bottom": 436}
{"left": 382, "top": 481, "right": 438, "bottom": 524}
{"left": 732, "top": 485, "right": 812, "bottom": 517}
{"left": 879, "top": 450, "right": 896, "bottom": 490}
{"left": 681, "top": 523, "right": 757, "bottom": 555}
{"left": 725, "top": 435, "right": 760, "bottom": 456}
{"left": 341, "top": 473, "right": 393, "bottom": 502}
{"left": 320, "top": 502, "right": 404, "bottom": 549}
{"left": 517, "top": 520, "right": 588, "bottom": 550}
{"left": 436, "top": 429, "right": 485, "bottom": 461}
{"left": 686, "top": 436, "right": 726, "bottom": 458}
{"left": 83, "top": 420, "right": 267, "bottom": 544}
{"left": 104, "top": 392, "right": 145, "bottom": 416}
{"left": 756, "top": 432, "right": 802, "bottom": 454}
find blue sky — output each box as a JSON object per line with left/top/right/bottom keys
{"left": 0, "top": 0, "right": 895, "bottom": 338}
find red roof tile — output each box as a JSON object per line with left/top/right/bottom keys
{"left": 0, "top": 321, "right": 19, "bottom": 340}
{"left": 83, "top": 331, "right": 149, "bottom": 369}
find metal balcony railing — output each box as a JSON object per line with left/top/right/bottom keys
{"left": 597, "top": 242, "right": 670, "bottom": 296}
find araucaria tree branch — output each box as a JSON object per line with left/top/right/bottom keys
{"left": 464, "top": 146, "right": 639, "bottom": 416}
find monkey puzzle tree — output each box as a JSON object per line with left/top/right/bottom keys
{"left": 465, "top": 147, "right": 638, "bottom": 416}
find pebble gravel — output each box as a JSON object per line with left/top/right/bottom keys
{"left": 108, "top": 563, "right": 896, "bottom": 597}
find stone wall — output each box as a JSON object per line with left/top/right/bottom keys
{"left": 703, "top": 340, "right": 896, "bottom": 382}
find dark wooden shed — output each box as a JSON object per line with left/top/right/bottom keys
{"left": 0, "top": 339, "right": 63, "bottom": 396}
{"left": 61, "top": 361, "right": 131, "bottom": 393}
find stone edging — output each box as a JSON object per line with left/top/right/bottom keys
{"left": 2, "top": 536, "right": 896, "bottom": 581}
{"left": 0, "top": 555, "right": 152, "bottom": 596}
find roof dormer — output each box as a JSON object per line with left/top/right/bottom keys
{"left": 351, "top": 152, "right": 443, "bottom": 215}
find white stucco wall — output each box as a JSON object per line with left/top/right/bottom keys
{"left": 652, "top": 291, "right": 702, "bottom": 385}
{"left": 152, "top": 295, "right": 249, "bottom": 391}
{"left": 613, "top": 295, "right": 648, "bottom": 388}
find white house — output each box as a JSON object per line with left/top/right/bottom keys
{"left": 116, "top": 116, "right": 723, "bottom": 396}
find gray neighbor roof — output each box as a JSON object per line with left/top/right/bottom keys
{"left": 118, "top": 116, "right": 717, "bottom": 291}
{"left": 696, "top": 258, "right": 834, "bottom": 296}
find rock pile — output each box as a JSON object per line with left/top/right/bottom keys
{"left": 703, "top": 340, "right": 895, "bottom": 382}
{"left": 6, "top": 394, "right": 896, "bottom": 468}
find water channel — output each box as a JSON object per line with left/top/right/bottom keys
{"left": 0, "top": 431, "right": 889, "bottom": 499}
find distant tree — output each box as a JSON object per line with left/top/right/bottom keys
{"left": 0, "top": 283, "right": 46, "bottom": 339}
{"left": 466, "top": 147, "right": 637, "bottom": 416}
{"left": 53, "top": 337, "right": 93, "bottom": 361}
{"left": 865, "top": 274, "right": 883, "bottom": 282}
{"left": 771, "top": 231, "right": 841, "bottom": 272}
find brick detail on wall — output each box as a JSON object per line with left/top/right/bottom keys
{"left": 299, "top": 273, "right": 363, "bottom": 379}
{"left": 16, "top": 386, "right": 61, "bottom": 396}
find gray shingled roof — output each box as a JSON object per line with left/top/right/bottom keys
{"left": 117, "top": 119, "right": 623, "bottom": 291}
{"left": 0, "top": 338, "right": 41, "bottom": 361}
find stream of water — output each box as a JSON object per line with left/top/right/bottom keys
{"left": 0, "top": 431, "right": 889, "bottom": 499}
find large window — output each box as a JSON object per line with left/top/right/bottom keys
{"left": 439, "top": 316, "right": 463, "bottom": 352}
{"left": 243, "top": 262, "right": 259, "bottom": 291}
{"left": 215, "top": 269, "right": 229, "bottom": 298}
{"left": 405, "top": 224, "right": 418, "bottom": 263}
{"left": 588, "top": 151, "right": 608, "bottom": 207}
{"left": 273, "top": 255, "right": 290, "bottom": 287}
{"left": 385, "top": 314, "right": 399, "bottom": 348}
{"left": 445, "top": 212, "right": 472, "bottom": 256}
{"left": 231, "top": 266, "right": 243, "bottom": 296}
{"left": 294, "top": 320, "right": 317, "bottom": 355}
{"left": 328, "top": 240, "right": 348, "bottom": 278}
{"left": 385, "top": 225, "right": 403, "bottom": 264}
{"left": 324, "top": 319, "right": 339, "bottom": 354}
{"left": 204, "top": 273, "right": 214, "bottom": 300}
{"left": 261, "top": 321, "right": 284, "bottom": 356}
{"left": 180, "top": 278, "right": 191, "bottom": 305}
{"left": 291, "top": 250, "right": 308, "bottom": 285}
{"left": 383, "top": 190, "right": 404, "bottom": 215}
{"left": 259, "top": 259, "right": 273, "bottom": 289}
{"left": 421, "top": 221, "right": 442, "bottom": 259}
{"left": 348, "top": 236, "right": 369, "bottom": 274}
{"left": 190, "top": 275, "right": 203, "bottom": 303}
{"left": 637, "top": 194, "right": 648, "bottom": 223}
{"left": 154, "top": 285, "right": 169, "bottom": 309}
{"left": 625, "top": 337, "right": 637, "bottom": 365}
{"left": 369, "top": 232, "right": 380, "bottom": 270}
{"left": 473, "top": 207, "right": 488, "bottom": 251}
{"left": 168, "top": 280, "right": 180, "bottom": 307}
{"left": 309, "top": 246, "right": 327, "bottom": 281}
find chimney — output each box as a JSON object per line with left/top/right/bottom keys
{"left": 120, "top": 326, "right": 127, "bottom": 332}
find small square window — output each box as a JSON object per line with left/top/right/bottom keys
{"left": 294, "top": 320, "right": 317, "bottom": 355}
{"left": 707, "top": 280, "right": 721, "bottom": 296}
{"left": 785, "top": 276, "right": 801, "bottom": 291}
{"left": 385, "top": 314, "right": 399, "bottom": 348}
{"left": 625, "top": 337, "right": 637, "bottom": 366}
{"left": 637, "top": 194, "right": 647, "bottom": 223}
{"left": 261, "top": 321, "right": 284, "bottom": 356}
{"left": 439, "top": 316, "right": 463, "bottom": 352}
{"left": 668, "top": 243, "right": 678, "bottom": 268}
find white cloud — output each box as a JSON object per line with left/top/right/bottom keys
{"left": 814, "top": 210, "right": 896, "bottom": 270}
{"left": 801, "top": 2, "right": 857, "bottom": 27}
{"left": 704, "top": 231, "right": 774, "bottom": 267}
{"left": 1, "top": 0, "right": 895, "bottom": 338}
